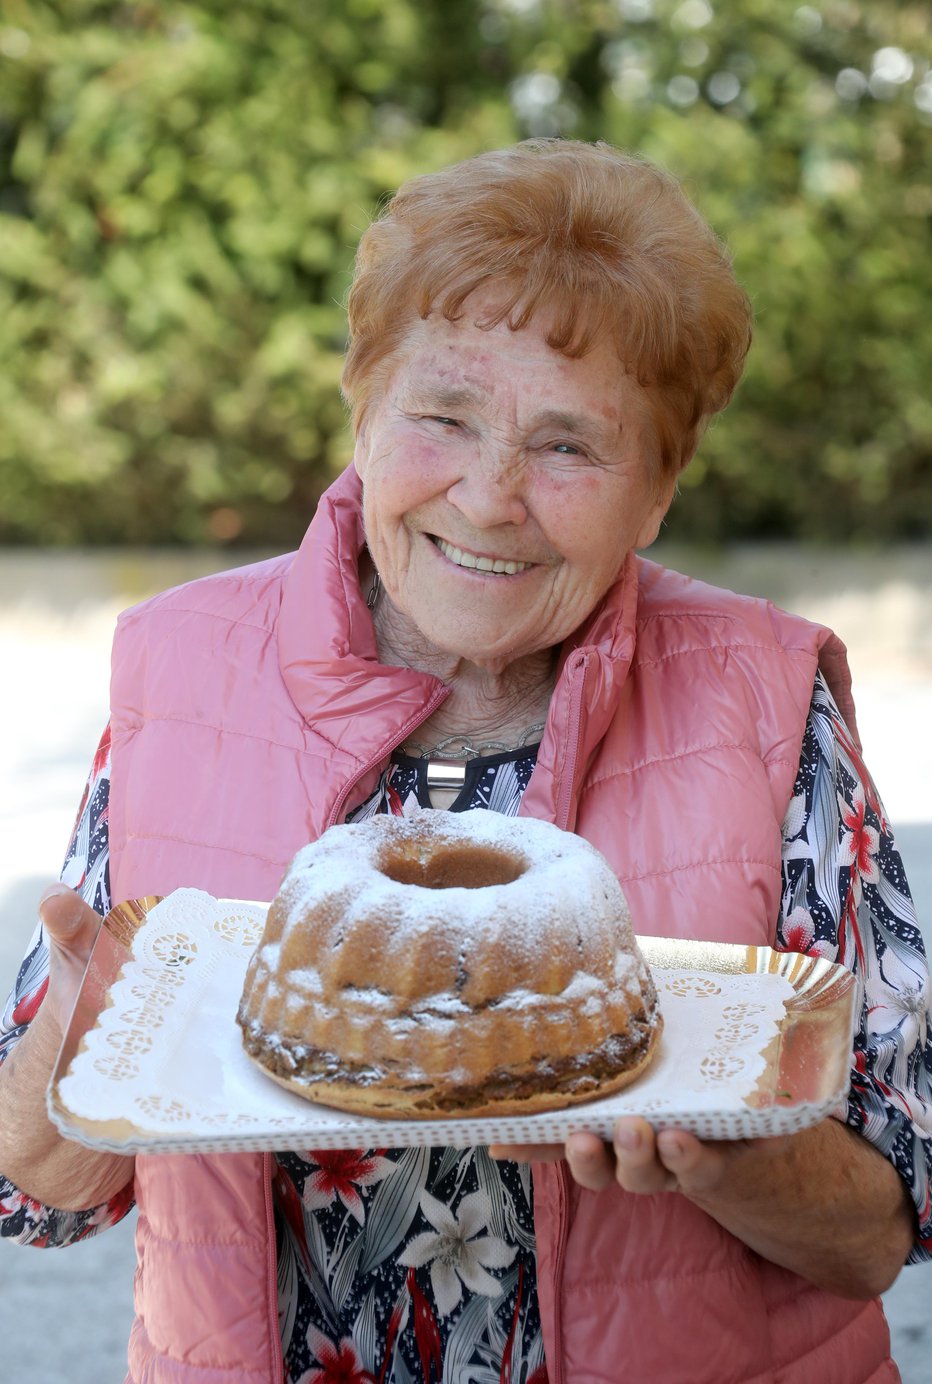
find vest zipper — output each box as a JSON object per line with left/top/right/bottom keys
{"left": 548, "top": 1161, "right": 573, "bottom": 1384}
{"left": 325, "top": 684, "right": 450, "bottom": 828}
{"left": 555, "top": 651, "right": 590, "bottom": 832}
{"left": 262, "top": 1152, "right": 285, "bottom": 1382}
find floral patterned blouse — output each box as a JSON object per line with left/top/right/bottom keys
{"left": 2, "top": 674, "right": 931, "bottom": 1384}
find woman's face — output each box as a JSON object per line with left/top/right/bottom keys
{"left": 354, "top": 295, "right": 675, "bottom": 672}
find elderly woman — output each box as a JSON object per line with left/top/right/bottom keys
{"left": 1, "top": 140, "right": 929, "bottom": 1383}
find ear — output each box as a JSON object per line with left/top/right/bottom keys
{"left": 634, "top": 472, "right": 677, "bottom": 550}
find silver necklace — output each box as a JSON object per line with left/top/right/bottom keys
{"left": 402, "top": 722, "right": 546, "bottom": 762}
{"left": 403, "top": 722, "right": 546, "bottom": 794}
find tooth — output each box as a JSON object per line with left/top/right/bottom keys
{"left": 436, "top": 537, "right": 529, "bottom": 574}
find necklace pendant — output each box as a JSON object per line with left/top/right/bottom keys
{"left": 425, "top": 758, "right": 468, "bottom": 792}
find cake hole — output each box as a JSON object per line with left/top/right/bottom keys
{"left": 378, "top": 843, "right": 526, "bottom": 890}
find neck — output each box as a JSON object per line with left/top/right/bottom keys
{"left": 414, "top": 659, "right": 555, "bottom": 746}
{"left": 370, "top": 590, "right": 557, "bottom": 744}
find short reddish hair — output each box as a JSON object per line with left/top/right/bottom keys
{"left": 342, "top": 139, "right": 752, "bottom": 476}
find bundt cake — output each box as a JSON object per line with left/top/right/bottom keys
{"left": 237, "top": 809, "right": 662, "bottom": 1119}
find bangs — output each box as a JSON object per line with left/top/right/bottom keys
{"left": 342, "top": 140, "right": 752, "bottom": 474}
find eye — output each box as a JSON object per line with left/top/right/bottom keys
{"left": 551, "top": 441, "right": 583, "bottom": 456}
{"left": 428, "top": 416, "right": 461, "bottom": 429}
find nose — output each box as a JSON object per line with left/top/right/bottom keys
{"left": 445, "top": 448, "right": 529, "bottom": 529}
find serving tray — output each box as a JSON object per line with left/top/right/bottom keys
{"left": 48, "top": 890, "right": 857, "bottom": 1153}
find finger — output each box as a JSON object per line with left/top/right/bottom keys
{"left": 660, "top": 1131, "right": 792, "bottom": 1198}
{"left": 38, "top": 884, "right": 100, "bottom": 951}
{"left": 488, "top": 1143, "right": 565, "bottom": 1163}
{"left": 565, "top": 1132, "right": 616, "bottom": 1192}
{"left": 612, "top": 1117, "right": 676, "bottom": 1194}
{"left": 32, "top": 885, "right": 102, "bottom": 1035}
{"left": 655, "top": 1128, "right": 727, "bottom": 1194}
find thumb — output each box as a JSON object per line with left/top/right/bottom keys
{"left": 38, "top": 883, "right": 99, "bottom": 944}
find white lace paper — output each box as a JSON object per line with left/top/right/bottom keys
{"left": 55, "top": 889, "right": 822, "bottom": 1153}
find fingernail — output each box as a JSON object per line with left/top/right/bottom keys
{"left": 614, "top": 1127, "right": 641, "bottom": 1153}
{"left": 569, "top": 1141, "right": 599, "bottom": 1163}
{"left": 660, "top": 1132, "right": 686, "bottom": 1161}
{"left": 39, "top": 883, "right": 73, "bottom": 907}
{"left": 38, "top": 883, "right": 78, "bottom": 927}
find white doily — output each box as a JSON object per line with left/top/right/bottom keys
{"left": 54, "top": 889, "right": 846, "bottom": 1153}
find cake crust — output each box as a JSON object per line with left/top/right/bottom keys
{"left": 238, "top": 1000, "right": 662, "bottom": 1120}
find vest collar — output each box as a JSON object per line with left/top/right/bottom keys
{"left": 523, "top": 550, "right": 640, "bottom": 829}
{"left": 277, "top": 464, "right": 449, "bottom": 771}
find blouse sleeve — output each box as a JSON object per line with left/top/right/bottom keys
{"left": 0, "top": 724, "right": 134, "bottom": 1247}
{"left": 776, "top": 674, "right": 932, "bottom": 1262}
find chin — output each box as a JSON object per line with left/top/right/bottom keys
{"left": 443, "top": 635, "right": 547, "bottom": 673}
{"left": 437, "top": 636, "right": 511, "bottom": 666}
{"left": 384, "top": 592, "right": 553, "bottom": 671}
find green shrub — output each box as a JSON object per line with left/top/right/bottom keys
{"left": 0, "top": 0, "right": 929, "bottom": 545}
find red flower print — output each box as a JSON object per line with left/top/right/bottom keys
{"left": 303, "top": 1149, "right": 395, "bottom": 1225}
{"left": 838, "top": 783, "right": 880, "bottom": 885}
{"left": 407, "top": 1267, "right": 442, "bottom": 1384}
{"left": 377, "top": 1278, "right": 411, "bottom": 1384}
{"left": 830, "top": 711, "right": 889, "bottom": 833}
{"left": 781, "top": 908, "right": 836, "bottom": 960}
{"left": 782, "top": 908, "right": 815, "bottom": 954}
{"left": 299, "top": 1327, "right": 376, "bottom": 1384}
{"left": 90, "top": 723, "right": 113, "bottom": 783}
{"left": 11, "top": 975, "right": 48, "bottom": 1027}
{"left": 64, "top": 723, "right": 112, "bottom": 862}
{"left": 273, "top": 1162, "right": 312, "bottom": 1274}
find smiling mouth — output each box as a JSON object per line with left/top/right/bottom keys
{"left": 433, "top": 537, "right": 534, "bottom": 576}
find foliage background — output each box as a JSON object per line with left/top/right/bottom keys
{"left": 0, "top": 0, "right": 930, "bottom": 547}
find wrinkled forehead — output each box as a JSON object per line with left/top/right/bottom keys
{"left": 381, "top": 297, "right": 626, "bottom": 402}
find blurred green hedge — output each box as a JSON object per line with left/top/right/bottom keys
{"left": 0, "top": 0, "right": 930, "bottom": 546}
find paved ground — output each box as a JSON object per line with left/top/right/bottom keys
{"left": 0, "top": 546, "right": 930, "bottom": 1383}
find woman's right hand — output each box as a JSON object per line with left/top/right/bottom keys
{"left": 36, "top": 882, "right": 103, "bottom": 1038}
{"left": 0, "top": 884, "right": 134, "bottom": 1207}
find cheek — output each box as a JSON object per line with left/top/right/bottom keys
{"left": 533, "top": 470, "right": 609, "bottom": 542}
{"left": 365, "top": 435, "right": 453, "bottom": 518}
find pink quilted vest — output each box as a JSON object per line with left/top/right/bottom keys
{"left": 109, "top": 465, "right": 897, "bottom": 1383}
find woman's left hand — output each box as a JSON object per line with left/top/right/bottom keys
{"left": 490, "top": 1114, "right": 915, "bottom": 1299}
{"left": 491, "top": 1117, "right": 776, "bottom": 1197}
{"left": 558, "top": 1118, "right": 775, "bottom": 1195}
